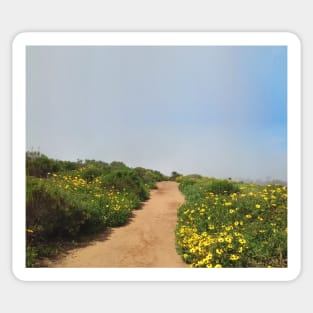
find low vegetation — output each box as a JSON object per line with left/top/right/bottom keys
{"left": 26, "top": 152, "right": 167, "bottom": 267}
{"left": 26, "top": 152, "right": 288, "bottom": 269}
{"left": 175, "top": 176, "right": 287, "bottom": 268}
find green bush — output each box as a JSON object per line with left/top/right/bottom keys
{"left": 26, "top": 151, "right": 80, "bottom": 177}
{"left": 26, "top": 177, "right": 105, "bottom": 240}
{"left": 101, "top": 169, "right": 149, "bottom": 201}
{"left": 79, "top": 165, "right": 109, "bottom": 182}
{"left": 208, "top": 179, "right": 240, "bottom": 195}
{"left": 170, "top": 171, "right": 182, "bottom": 181}
{"left": 134, "top": 167, "right": 167, "bottom": 189}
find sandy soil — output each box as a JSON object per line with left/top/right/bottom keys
{"left": 48, "top": 181, "right": 187, "bottom": 268}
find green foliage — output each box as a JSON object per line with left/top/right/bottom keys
{"left": 134, "top": 167, "right": 167, "bottom": 189}
{"left": 179, "top": 178, "right": 239, "bottom": 196}
{"left": 109, "top": 161, "right": 127, "bottom": 171}
{"left": 79, "top": 164, "right": 110, "bottom": 182}
{"left": 100, "top": 169, "right": 149, "bottom": 201}
{"left": 209, "top": 179, "right": 240, "bottom": 195}
{"left": 26, "top": 152, "right": 166, "bottom": 267}
{"left": 26, "top": 151, "right": 80, "bottom": 177}
{"left": 27, "top": 176, "right": 107, "bottom": 239}
{"left": 26, "top": 246, "right": 38, "bottom": 268}
{"left": 170, "top": 171, "right": 182, "bottom": 181}
{"left": 176, "top": 177, "right": 287, "bottom": 268}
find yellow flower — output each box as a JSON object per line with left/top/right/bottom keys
{"left": 255, "top": 204, "right": 261, "bottom": 209}
{"left": 216, "top": 248, "right": 223, "bottom": 255}
{"left": 245, "top": 214, "right": 252, "bottom": 219}
{"left": 225, "top": 202, "right": 232, "bottom": 206}
{"left": 225, "top": 236, "right": 232, "bottom": 243}
{"left": 229, "top": 254, "right": 240, "bottom": 261}
{"left": 229, "top": 209, "right": 235, "bottom": 214}
{"left": 206, "top": 253, "right": 213, "bottom": 260}
{"left": 215, "top": 264, "right": 222, "bottom": 268}
{"left": 26, "top": 229, "right": 33, "bottom": 233}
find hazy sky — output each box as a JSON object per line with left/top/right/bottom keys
{"left": 26, "top": 46, "right": 287, "bottom": 181}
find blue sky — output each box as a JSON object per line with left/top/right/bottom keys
{"left": 26, "top": 46, "right": 287, "bottom": 181}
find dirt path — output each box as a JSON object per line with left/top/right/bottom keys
{"left": 48, "top": 181, "right": 187, "bottom": 268}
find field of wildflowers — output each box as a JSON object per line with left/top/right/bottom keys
{"left": 176, "top": 177, "right": 288, "bottom": 268}
{"left": 26, "top": 152, "right": 166, "bottom": 267}
{"left": 26, "top": 152, "right": 288, "bottom": 269}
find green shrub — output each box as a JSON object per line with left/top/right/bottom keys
{"left": 208, "top": 179, "right": 240, "bottom": 194}
{"left": 170, "top": 171, "right": 182, "bottom": 181}
{"left": 109, "top": 161, "right": 128, "bottom": 171}
{"left": 26, "top": 177, "right": 104, "bottom": 240}
{"left": 134, "top": 167, "right": 167, "bottom": 189}
{"left": 79, "top": 165, "right": 109, "bottom": 182}
{"left": 26, "top": 151, "right": 80, "bottom": 177}
{"left": 101, "top": 169, "right": 149, "bottom": 201}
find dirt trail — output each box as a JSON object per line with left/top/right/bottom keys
{"left": 48, "top": 181, "right": 187, "bottom": 268}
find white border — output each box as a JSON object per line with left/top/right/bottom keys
{"left": 12, "top": 32, "right": 301, "bottom": 281}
